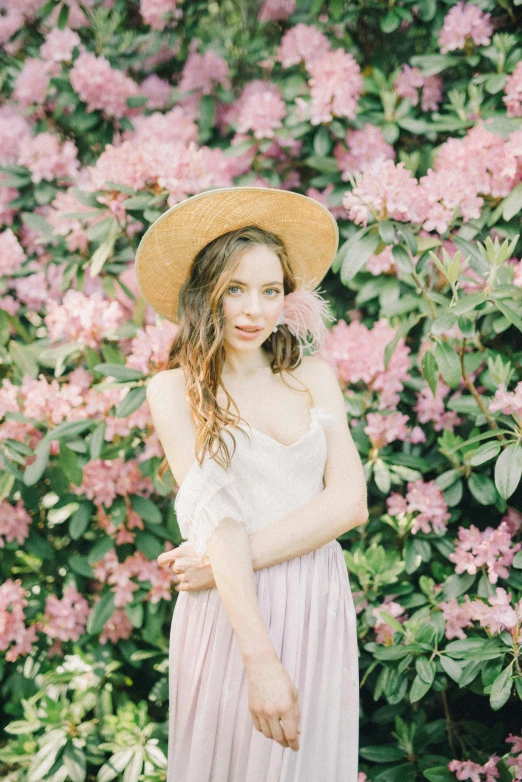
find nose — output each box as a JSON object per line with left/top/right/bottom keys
{"left": 243, "top": 294, "right": 262, "bottom": 316}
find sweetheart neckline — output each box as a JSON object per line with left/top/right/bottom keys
{"left": 174, "top": 406, "right": 328, "bottom": 501}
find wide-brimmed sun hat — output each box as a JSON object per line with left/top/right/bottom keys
{"left": 134, "top": 186, "right": 339, "bottom": 324}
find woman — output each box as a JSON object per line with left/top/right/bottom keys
{"left": 137, "top": 187, "right": 368, "bottom": 781}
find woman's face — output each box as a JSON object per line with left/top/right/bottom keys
{"left": 222, "top": 244, "right": 284, "bottom": 350}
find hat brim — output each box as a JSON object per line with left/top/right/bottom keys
{"left": 135, "top": 186, "right": 339, "bottom": 323}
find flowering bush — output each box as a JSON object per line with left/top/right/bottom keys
{"left": 0, "top": 0, "right": 521, "bottom": 780}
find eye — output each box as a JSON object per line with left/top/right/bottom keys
{"left": 265, "top": 288, "right": 281, "bottom": 296}
{"left": 227, "top": 286, "right": 241, "bottom": 294}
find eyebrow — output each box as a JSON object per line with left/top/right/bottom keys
{"left": 229, "top": 279, "right": 283, "bottom": 286}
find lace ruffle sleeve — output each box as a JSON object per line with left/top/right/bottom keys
{"left": 174, "top": 456, "right": 249, "bottom": 556}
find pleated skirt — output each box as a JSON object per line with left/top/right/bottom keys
{"left": 166, "top": 539, "right": 359, "bottom": 781}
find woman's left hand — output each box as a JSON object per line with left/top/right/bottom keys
{"left": 157, "top": 544, "right": 216, "bottom": 592}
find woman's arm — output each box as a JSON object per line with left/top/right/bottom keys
{"left": 206, "top": 516, "right": 278, "bottom": 664}
{"left": 248, "top": 484, "right": 366, "bottom": 572}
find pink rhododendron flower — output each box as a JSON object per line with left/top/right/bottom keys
{"left": 0, "top": 228, "right": 26, "bottom": 275}
{"left": 70, "top": 51, "right": 140, "bottom": 117}
{"left": 178, "top": 45, "right": 231, "bottom": 95}
{"left": 12, "top": 57, "right": 52, "bottom": 107}
{"left": 438, "top": 2, "right": 493, "bottom": 53}
{"left": 394, "top": 65, "right": 443, "bottom": 111}
{"left": 20, "top": 374, "right": 84, "bottom": 426}
{"left": 489, "top": 380, "right": 522, "bottom": 422}
{"left": 71, "top": 458, "right": 154, "bottom": 509}
{"left": 414, "top": 376, "right": 463, "bottom": 432}
{"left": 127, "top": 322, "right": 179, "bottom": 375}
{"left": 335, "top": 124, "right": 395, "bottom": 179}
{"left": 123, "top": 106, "right": 199, "bottom": 147}
{"left": 0, "top": 499, "right": 31, "bottom": 548}
{"left": 99, "top": 607, "right": 133, "bottom": 644}
{"left": 0, "top": 12, "right": 23, "bottom": 44}
{"left": 277, "top": 23, "right": 331, "bottom": 69}
{"left": 364, "top": 411, "right": 411, "bottom": 448}
{"left": 372, "top": 600, "right": 407, "bottom": 644}
{"left": 308, "top": 48, "right": 362, "bottom": 124}
{"left": 387, "top": 479, "right": 451, "bottom": 534}
{"left": 449, "top": 521, "right": 521, "bottom": 584}
{"left": 17, "top": 132, "right": 80, "bottom": 184}
{"left": 448, "top": 756, "right": 500, "bottom": 781}
{"left": 42, "top": 586, "right": 90, "bottom": 642}
{"left": 44, "top": 290, "right": 126, "bottom": 349}
{"left": 259, "top": 0, "right": 296, "bottom": 22}
{"left": 319, "top": 318, "right": 411, "bottom": 411}
{"left": 140, "top": 74, "right": 172, "bottom": 109}
{"left": 439, "top": 587, "right": 521, "bottom": 640}
{"left": 140, "top": 0, "right": 181, "bottom": 30}
{"left": 0, "top": 579, "right": 42, "bottom": 662}
{"left": 233, "top": 80, "right": 286, "bottom": 139}
{"left": 343, "top": 160, "right": 427, "bottom": 226}
{"left": 504, "top": 62, "right": 522, "bottom": 118}
{"left": 40, "top": 27, "right": 80, "bottom": 62}
{"left": 0, "top": 108, "right": 33, "bottom": 165}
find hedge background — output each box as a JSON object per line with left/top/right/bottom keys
{"left": 0, "top": 0, "right": 521, "bottom": 780}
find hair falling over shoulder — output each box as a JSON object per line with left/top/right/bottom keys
{"left": 155, "top": 225, "right": 307, "bottom": 483}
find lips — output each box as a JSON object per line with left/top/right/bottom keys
{"left": 236, "top": 327, "right": 262, "bottom": 333}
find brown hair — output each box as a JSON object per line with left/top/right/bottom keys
{"left": 155, "top": 225, "right": 310, "bottom": 482}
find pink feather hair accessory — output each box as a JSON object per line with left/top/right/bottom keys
{"left": 275, "top": 286, "right": 335, "bottom": 355}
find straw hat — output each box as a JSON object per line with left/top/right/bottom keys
{"left": 134, "top": 186, "right": 339, "bottom": 324}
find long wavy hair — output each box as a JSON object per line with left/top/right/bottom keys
{"left": 156, "top": 224, "right": 311, "bottom": 482}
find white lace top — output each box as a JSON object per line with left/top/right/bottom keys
{"left": 173, "top": 406, "right": 336, "bottom": 556}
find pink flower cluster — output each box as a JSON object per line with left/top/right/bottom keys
{"left": 71, "top": 458, "right": 154, "bottom": 509}
{"left": 93, "top": 547, "right": 177, "bottom": 609}
{"left": 449, "top": 515, "right": 522, "bottom": 584}
{"left": 387, "top": 479, "right": 451, "bottom": 535}
{"left": 70, "top": 51, "right": 139, "bottom": 118}
{"left": 489, "top": 380, "right": 522, "bottom": 422}
{"left": 449, "top": 755, "right": 500, "bottom": 782}
{"left": 320, "top": 318, "right": 411, "bottom": 410}
{"left": 334, "top": 124, "right": 395, "bottom": 179}
{"left": 127, "top": 322, "right": 179, "bottom": 375}
{"left": 438, "top": 2, "right": 493, "bottom": 53}
{"left": 504, "top": 63, "right": 522, "bottom": 118}
{"left": 42, "top": 585, "right": 90, "bottom": 643}
{"left": 364, "top": 411, "right": 418, "bottom": 448}
{"left": 12, "top": 57, "right": 53, "bottom": 107}
{"left": 44, "top": 290, "right": 127, "bottom": 349}
{"left": 140, "top": 0, "right": 181, "bottom": 30}
{"left": 0, "top": 579, "right": 41, "bottom": 662}
{"left": 394, "top": 65, "right": 443, "bottom": 112}
{"left": 372, "top": 599, "right": 408, "bottom": 644}
{"left": 0, "top": 499, "right": 32, "bottom": 548}
{"left": 414, "top": 377, "right": 463, "bottom": 433}
{"left": 342, "top": 122, "right": 522, "bottom": 234}
{"left": 277, "top": 25, "right": 362, "bottom": 124}
{"left": 178, "top": 45, "right": 231, "bottom": 96}
{"left": 17, "top": 132, "right": 80, "bottom": 184}
{"left": 259, "top": 0, "right": 296, "bottom": 22}
{"left": 439, "top": 586, "right": 522, "bottom": 640}
{"left": 505, "top": 734, "right": 522, "bottom": 779}
{"left": 232, "top": 81, "right": 287, "bottom": 139}
{"left": 40, "top": 27, "right": 80, "bottom": 62}
{"left": 0, "top": 229, "right": 27, "bottom": 276}
{"left": 87, "top": 139, "right": 232, "bottom": 207}
{"left": 99, "top": 607, "right": 133, "bottom": 645}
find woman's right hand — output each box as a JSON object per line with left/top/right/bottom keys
{"left": 246, "top": 654, "right": 301, "bottom": 752}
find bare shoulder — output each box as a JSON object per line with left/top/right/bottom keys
{"left": 297, "top": 355, "right": 345, "bottom": 415}
{"left": 146, "top": 367, "right": 197, "bottom": 485}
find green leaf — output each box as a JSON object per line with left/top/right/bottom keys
{"left": 338, "top": 228, "right": 381, "bottom": 283}
{"left": 62, "top": 742, "right": 86, "bottom": 782}
{"left": 68, "top": 555, "right": 94, "bottom": 578}
{"left": 115, "top": 386, "right": 147, "bottom": 417}
{"left": 23, "top": 439, "right": 50, "bottom": 486}
{"left": 423, "top": 767, "right": 458, "bottom": 782}
{"left": 87, "top": 590, "right": 116, "bottom": 635}
{"left": 313, "top": 126, "right": 332, "bottom": 157}
{"left": 494, "top": 299, "right": 522, "bottom": 334}
{"left": 94, "top": 363, "right": 145, "bottom": 381}
{"left": 494, "top": 443, "right": 522, "bottom": 500}
{"left": 130, "top": 495, "right": 163, "bottom": 524}
{"left": 381, "top": 9, "right": 401, "bottom": 32}
{"left": 513, "top": 550, "right": 522, "bottom": 568}
{"left": 490, "top": 664, "right": 512, "bottom": 710}
{"left": 125, "top": 601, "right": 144, "bottom": 629}
{"left": 87, "top": 535, "right": 115, "bottom": 565}
{"left": 69, "top": 503, "right": 92, "bottom": 540}
{"left": 304, "top": 155, "right": 338, "bottom": 173}
{"left": 57, "top": 2, "right": 69, "bottom": 28}
{"left": 135, "top": 531, "right": 163, "bottom": 559}
{"left": 359, "top": 744, "right": 406, "bottom": 762}
{"left": 415, "top": 657, "right": 435, "bottom": 686}
{"left": 433, "top": 340, "right": 461, "bottom": 388}
{"left": 439, "top": 656, "right": 463, "bottom": 683}
{"left": 501, "top": 183, "right": 522, "bottom": 221}
{"left": 468, "top": 472, "right": 497, "bottom": 505}
{"left": 97, "top": 748, "right": 135, "bottom": 782}
{"left": 410, "top": 673, "right": 431, "bottom": 702}
{"left": 441, "top": 572, "right": 476, "bottom": 601}
{"left": 21, "top": 212, "right": 53, "bottom": 236}
{"left": 123, "top": 746, "right": 144, "bottom": 782}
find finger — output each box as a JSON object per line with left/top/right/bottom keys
{"left": 257, "top": 716, "right": 273, "bottom": 740}
{"left": 157, "top": 551, "right": 179, "bottom": 566}
{"left": 268, "top": 718, "right": 288, "bottom": 748}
